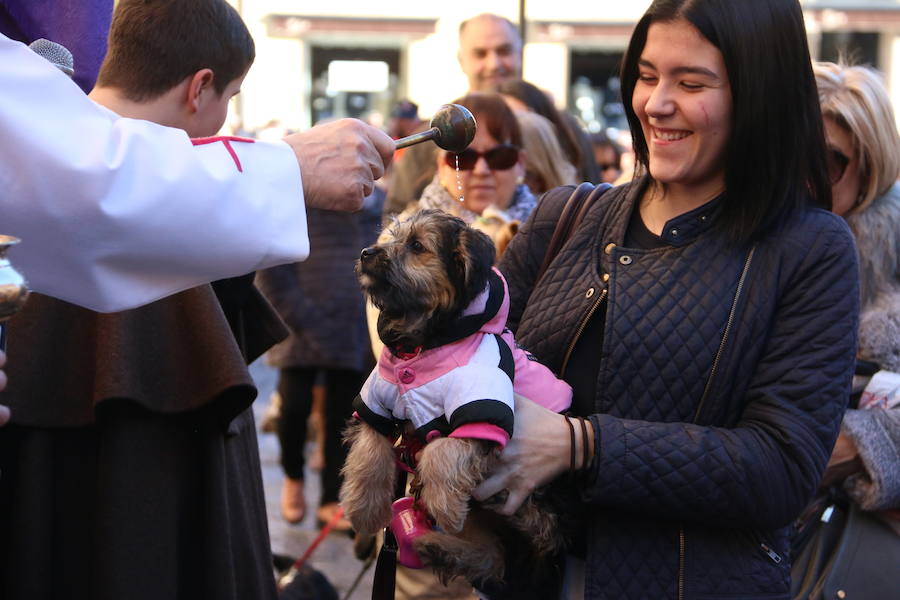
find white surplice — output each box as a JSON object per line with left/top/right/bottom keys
{"left": 0, "top": 33, "right": 308, "bottom": 312}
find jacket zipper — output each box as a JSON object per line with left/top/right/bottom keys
{"left": 759, "top": 542, "right": 782, "bottom": 563}
{"left": 678, "top": 526, "right": 686, "bottom": 600}
{"left": 560, "top": 288, "right": 607, "bottom": 377}
{"left": 680, "top": 246, "right": 756, "bottom": 598}
{"left": 692, "top": 246, "right": 756, "bottom": 422}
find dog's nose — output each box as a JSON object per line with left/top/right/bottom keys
{"left": 360, "top": 247, "right": 379, "bottom": 262}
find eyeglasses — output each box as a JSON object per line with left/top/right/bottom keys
{"left": 445, "top": 144, "right": 519, "bottom": 171}
{"left": 827, "top": 147, "right": 850, "bottom": 184}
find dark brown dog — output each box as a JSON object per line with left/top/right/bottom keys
{"left": 340, "top": 209, "right": 565, "bottom": 587}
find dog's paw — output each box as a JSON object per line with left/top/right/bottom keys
{"left": 339, "top": 421, "right": 396, "bottom": 536}
{"left": 416, "top": 437, "right": 495, "bottom": 533}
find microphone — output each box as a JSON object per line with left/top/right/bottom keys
{"left": 28, "top": 38, "right": 75, "bottom": 77}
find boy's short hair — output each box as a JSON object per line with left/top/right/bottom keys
{"left": 97, "top": 0, "right": 255, "bottom": 101}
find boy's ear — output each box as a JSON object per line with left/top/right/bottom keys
{"left": 187, "top": 69, "right": 215, "bottom": 113}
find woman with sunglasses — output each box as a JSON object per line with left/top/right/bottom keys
{"left": 417, "top": 92, "right": 534, "bottom": 226}
{"left": 808, "top": 61, "right": 900, "bottom": 551}
{"left": 468, "top": 1, "right": 860, "bottom": 598}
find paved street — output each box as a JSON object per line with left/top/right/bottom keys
{"left": 250, "top": 360, "right": 374, "bottom": 599}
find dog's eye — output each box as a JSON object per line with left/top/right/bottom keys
{"left": 409, "top": 240, "right": 425, "bottom": 253}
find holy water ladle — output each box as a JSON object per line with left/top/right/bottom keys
{"left": 394, "top": 104, "right": 477, "bottom": 153}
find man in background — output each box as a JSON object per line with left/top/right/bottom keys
{"left": 457, "top": 13, "right": 522, "bottom": 93}
{"left": 385, "top": 13, "right": 523, "bottom": 217}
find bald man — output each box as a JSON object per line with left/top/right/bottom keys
{"left": 457, "top": 13, "right": 522, "bottom": 92}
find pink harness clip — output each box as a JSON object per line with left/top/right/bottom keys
{"left": 389, "top": 497, "right": 432, "bottom": 569}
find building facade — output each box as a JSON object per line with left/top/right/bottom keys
{"left": 228, "top": 0, "right": 900, "bottom": 134}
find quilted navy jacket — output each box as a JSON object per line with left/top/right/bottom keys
{"left": 498, "top": 178, "right": 859, "bottom": 599}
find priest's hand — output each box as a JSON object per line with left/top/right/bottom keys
{"left": 287, "top": 119, "right": 394, "bottom": 212}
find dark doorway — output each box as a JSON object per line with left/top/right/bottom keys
{"left": 819, "top": 31, "right": 879, "bottom": 67}
{"left": 569, "top": 49, "right": 627, "bottom": 133}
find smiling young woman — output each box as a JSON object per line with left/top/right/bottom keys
{"left": 621, "top": 1, "right": 832, "bottom": 244}
{"left": 478, "top": 1, "right": 861, "bottom": 598}
{"left": 631, "top": 18, "right": 733, "bottom": 233}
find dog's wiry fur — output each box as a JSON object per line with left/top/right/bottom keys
{"left": 340, "top": 420, "right": 396, "bottom": 536}
{"left": 356, "top": 208, "right": 494, "bottom": 351}
{"left": 341, "top": 209, "right": 563, "bottom": 586}
{"left": 411, "top": 436, "right": 497, "bottom": 533}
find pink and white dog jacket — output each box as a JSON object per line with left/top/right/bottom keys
{"left": 353, "top": 268, "right": 572, "bottom": 447}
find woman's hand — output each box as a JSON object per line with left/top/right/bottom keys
{"left": 820, "top": 430, "right": 861, "bottom": 487}
{"left": 472, "top": 393, "right": 573, "bottom": 515}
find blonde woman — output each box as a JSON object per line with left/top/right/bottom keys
{"left": 515, "top": 111, "right": 578, "bottom": 194}
{"left": 814, "top": 61, "right": 900, "bottom": 512}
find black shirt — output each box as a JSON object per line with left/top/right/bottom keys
{"left": 565, "top": 204, "right": 668, "bottom": 416}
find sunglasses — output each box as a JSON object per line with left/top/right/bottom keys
{"left": 827, "top": 147, "right": 850, "bottom": 184}
{"left": 445, "top": 144, "right": 519, "bottom": 171}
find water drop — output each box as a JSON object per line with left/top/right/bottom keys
{"left": 454, "top": 154, "right": 465, "bottom": 203}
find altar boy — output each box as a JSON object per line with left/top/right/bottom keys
{"left": 0, "top": 2, "right": 290, "bottom": 598}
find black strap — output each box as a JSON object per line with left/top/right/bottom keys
{"left": 494, "top": 333, "right": 515, "bottom": 385}
{"left": 370, "top": 469, "right": 409, "bottom": 600}
{"left": 535, "top": 182, "right": 611, "bottom": 287}
{"left": 371, "top": 530, "right": 398, "bottom": 600}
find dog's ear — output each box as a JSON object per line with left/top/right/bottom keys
{"left": 453, "top": 225, "right": 496, "bottom": 306}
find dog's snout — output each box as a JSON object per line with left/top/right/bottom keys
{"left": 360, "top": 246, "right": 380, "bottom": 262}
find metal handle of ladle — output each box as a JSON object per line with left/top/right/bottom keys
{"left": 395, "top": 127, "right": 440, "bottom": 149}
{"left": 392, "top": 104, "right": 476, "bottom": 153}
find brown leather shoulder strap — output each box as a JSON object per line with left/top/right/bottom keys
{"left": 535, "top": 182, "right": 611, "bottom": 286}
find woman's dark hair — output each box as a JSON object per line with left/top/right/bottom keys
{"left": 497, "top": 79, "right": 582, "bottom": 169}
{"left": 621, "top": 0, "right": 831, "bottom": 243}
{"left": 452, "top": 92, "right": 523, "bottom": 149}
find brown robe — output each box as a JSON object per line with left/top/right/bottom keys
{"left": 0, "top": 276, "right": 288, "bottom": 600}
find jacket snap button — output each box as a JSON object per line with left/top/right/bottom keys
{"left": 602, "top": 273, "right": 610, "bottom": 282}
{"left": 604, "top": 243, "right": 616, "bottom": 255}
{"left": 398, "top": 368, "right": 415, "bottom": 384}
{"left": 670, "top": 228, "right": 678, "bottom": 236}
{"left": 700, "top": 215, "right": 708, "bottom": 222}
{"left": 619, "top": 255, "right": 633, "bottom": 265}
{"left": 585, "top": 288, "right": 595, "bottom": 298}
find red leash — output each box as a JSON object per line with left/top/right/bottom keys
{"left": 277, "top": 505, "right": 347, "bottom": 591}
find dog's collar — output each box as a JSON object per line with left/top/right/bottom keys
{"left": 391, "top": 345, "right": 422, "bottom": 360}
